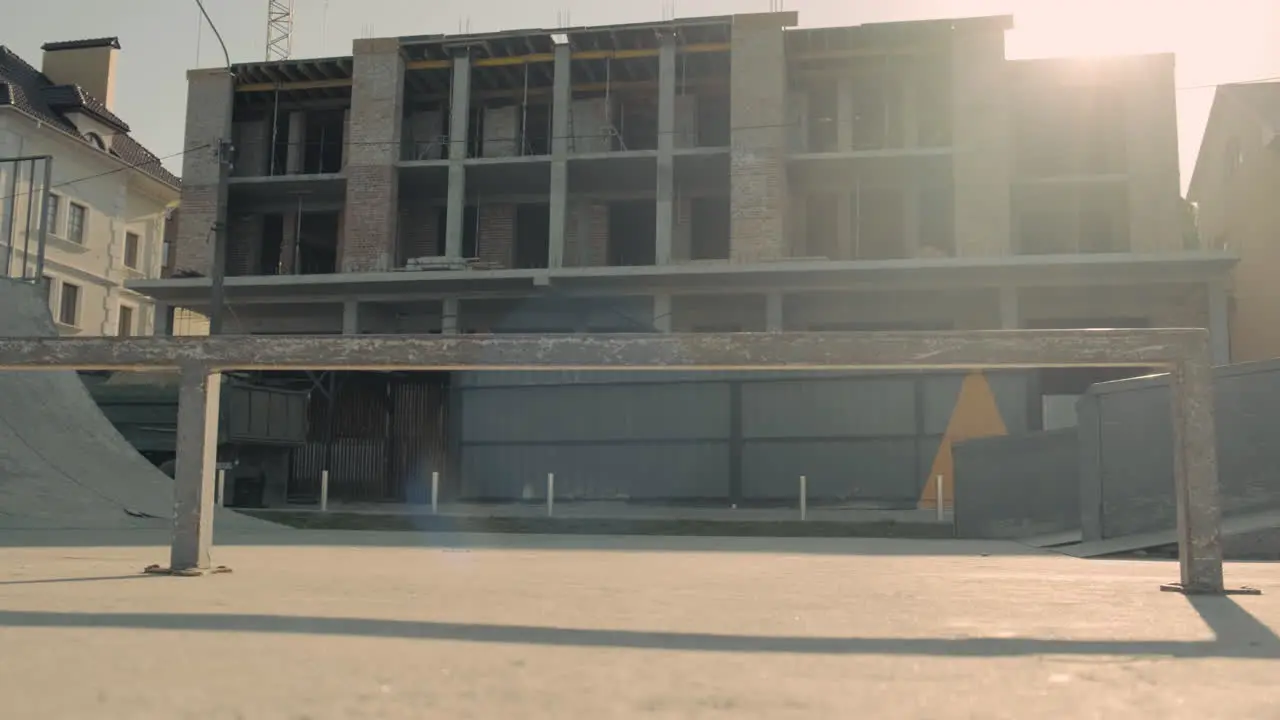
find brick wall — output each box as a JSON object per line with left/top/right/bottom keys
{"left": 478, "top": 204, "right": 516, "bottom": 268}
{"left": 175, "top": 69, "right": 232, "bottom": 275}
{"left": 404, "top": 110, "right": 445, "bottom": 160}
{"left": 571, "top": 98, "right": 611, "bottom": 153}
{"left": 729, "top": 16, "right": 789, "bottom": 262}
{"left": 565, "top": 202, "right": 609, "bottom": 267}
{"left": 341, "top": 38, "right": 403, "bottom": 272}
{"left": 483, "top": 105, "right": 520, "bottom": 157}
{"left": 226, "top": 214, "right": 263, "bottom": 276}
{"left": 398, "top": 204, "right": 440, "bottom": 262}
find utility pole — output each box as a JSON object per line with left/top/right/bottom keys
{"left": 208, "top": 139, "right": 233, "bottom": 335}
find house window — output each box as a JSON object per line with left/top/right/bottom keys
{"left": 124, "top": 232, "right": 140, "bottom": 269}
{"left": 58, "top": 282, "right": 80, "bottom": 326}
{"left": 44, "top": 194, "right": 60, "bottom": 235}
{"left": 117, "top": 305, "right": 134, "bottom": 337}
{"left": 42, "top": 276, "right": 54, "bottom": 305}
{"left": 67, "top": 203, "right": 87, "bottom": 244}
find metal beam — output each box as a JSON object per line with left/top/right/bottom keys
{"left": 0, "top": 329, "right": 1230, "bottom": 595}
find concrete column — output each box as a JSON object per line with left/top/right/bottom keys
{"left": 286, "top": 111, "right": 307, "bottom": 174}
{"left": 175, "top": 69, "right": 233, "bottom": 276}
{"left": 170, "top": 364, "right": 222, "bottom": 572}
{"left": 765, "top": 292, "right": 784, "bottom": 331}
{"left": 280, "top": 210, "right": 299, "bottom": 275}
{"left": 548, "top": 42, "right": 571, "bottom": 268}
{"left": 655, "top": 33, "right": 677, "bottom": 265}
{"left": 837, "top": 79, "right": 854, "bottom": 152}
{"left": 1208, "top": 278, "right": 1229, "bottom": 366}
{"left": 445, "top": 50, "right": 472, "bottom": 258}
{"left": 342, "top": 300, "right": 360, "bottom": 335}
{"left": 653, "top": 294, "right": 673, "bottom": 332}
{"left": 342, "top": 38, "right": 404, "bottom": 272}
{"left": 950, "top": 29, "right": 1011, "bottom": 257}
{"left": 998, "top": 285, "right": 1019, "bottom": 329}
{"left": 441, "top": 297, "right": 460, "bottom": 334}
{"left": 1168, "top": 335, "right": 1225, "bottom": 593}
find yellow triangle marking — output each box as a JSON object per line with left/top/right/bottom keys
{"left": 919, "top": 371, "right": 1009, "bottom": 510}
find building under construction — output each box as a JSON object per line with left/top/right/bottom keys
{"left": 134, "top": 11, "right": 1237, "bottom": 508}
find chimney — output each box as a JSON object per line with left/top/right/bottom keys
{"left": 40, "top": 37, "right": 121, "bottom": 111}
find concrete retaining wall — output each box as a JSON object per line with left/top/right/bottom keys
{"left": 952, "top": 429, "right": 1078, "bottom": 539}
{"left": 1080, "top": 359, "right": 1280, "bottom": 540}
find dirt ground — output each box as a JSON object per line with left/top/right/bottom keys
{"left": 0, "top": 532, "right": 1277, "bottom": 719}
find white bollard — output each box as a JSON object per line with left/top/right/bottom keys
{"left": 431, "top": 471, "right": 440, "bottom": 515}
{"left": 216, "top": 469, "right": 226, "bottom": 508}
{"left": 547, "top": 472, "right": 555, "bottom": 517}
{"left": 799, "top": 475, "right": 807, "bottom": 521}
{"left": 320, "top": 469, "right": 330, "bottom": 512}
{"left": 936, "top": 474, "right": 944, "bottom": 521}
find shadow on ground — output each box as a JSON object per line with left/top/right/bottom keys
{"left": 0, "top": 596, "right": 1271, "bottom": 659}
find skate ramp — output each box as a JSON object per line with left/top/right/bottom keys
{"left": 0, "top": 280, "right": 277, "bottom": 532}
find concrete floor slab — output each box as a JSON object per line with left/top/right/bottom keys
{"left": 0, "top": 532, "right": 1276, "bottom": 718}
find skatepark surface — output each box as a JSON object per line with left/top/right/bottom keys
{"left": 0, "top": 532, "right": 1277, "bottom": 719}
{"left": 0, "top": 279, "right": 274, "bottom": 533}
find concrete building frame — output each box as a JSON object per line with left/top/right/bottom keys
{"left": 0, "top": 328, "right": 1240, "bottom": 595}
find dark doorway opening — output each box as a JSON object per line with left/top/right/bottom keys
{"left": 608, "top": 200, "right": 656, "bottom": 266}
{"left": 515, "top": 203, "right": 551, "bottom": 269}
{"left": 690, "top": 196, "right": 731, "bottom": 260}
{"left": 522, "top": 103, "right": 552, "bottom": 156}
{"left": 305, "top": 110, "right": 345, "bottom": 173}
{"left": 298, "top": 211, "right": 340, "bottom": 274}
{"left": 261, "top": 214, "right": 284, "bottom": 275}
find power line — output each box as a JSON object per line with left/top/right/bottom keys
{"left": 0, "top": 145, "right": 211, "bottom": 205}
{"left": 193, "top": 0, "right": 232, "bottom": 72}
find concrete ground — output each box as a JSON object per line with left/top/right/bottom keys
{"left": 1, "top": 532, "right": 1278, "bottom": 719}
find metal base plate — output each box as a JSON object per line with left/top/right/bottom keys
{"left": 142, "top": 564, "right": 233, "bottom": 577}
{"left": 1160, "top": 582, "right": 1262, "bottom": 596}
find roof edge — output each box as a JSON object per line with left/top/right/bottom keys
{"left": 41, "top": 37, "right": 121, "bottom": 52}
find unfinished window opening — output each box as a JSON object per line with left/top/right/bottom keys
{"left": 917, "top": 186, "right": 955, "bottom": 258}
{"left": 1078, "top": 184, "right": 1130, "bottom": 253}
{"left": 1014, "top": 183, "right": 1129, "bottom": 255}
{"left": 913, "top": 54, "right": 953, "bottom": 147}
{"left": 696, "top": 92, "right": 730, "bottom": 147}
{"left": 855, "top": 187, "right": 906, "bottom": 260}
{"left": 514, "top": 203, "right": 551, "bottom": 269}
{"left": 616, "top": 95, "right": 659, "bottom": 151}
{"left": 1014, "top": 83, "right": 1126, "bottom": 177}
{"left": 304, "top": 110, "right": 346, "bottom": 174}
{"left": 462, "top": 205, "right": 479, "bottom": 259}
{"left": 467, "top": 106, "right": 485, "bottom": 159}
{"left": 261, "top": 214, "right": 284, "bottom": 275}
{"left": 270, "top": 113, "right": 290, "bottom": 176}
{"left": 690, "top": 196, "right": 730, "bottom": 260}
{"left": 521, "top": 103, "right": 552, "bottom": 156}
{"left": 297, "top": 212, "right": 340, "bottom": 275}
{"left": 403, "top": 102, "right": 447, "bottom": 160}
{"left": 848, "top": 58, "right": 896, "bottom": 150}
{"left": 804, "top": 194, "right": 841, "bottom": 260}
{"left": 608, "top": 200, "right": 656, "bottom": 266}
{"left": 806, "top": 80, "right": 839, "bottom": 153}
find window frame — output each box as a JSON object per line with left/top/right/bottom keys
{"left": 44, "top": 193, "right": 62, "bottom": 236}
{"left": 117, "top": 304, "right": 135, "bottom": 337}
{"left": 124, "top": 230, "right": 141, "bottom": 269}
{"left": 58, "top": 281, "right": 80, "bottom": 327}
{"left": 67, "top": 202, "right": 88, "bottom": 245}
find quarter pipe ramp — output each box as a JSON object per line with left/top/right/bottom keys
{"left": 0, "top": 279, "right": 275, "bottom": 532}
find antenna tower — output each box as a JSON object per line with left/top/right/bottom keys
{"left": 266, "top": 0, "right": 296, "bottom": 61}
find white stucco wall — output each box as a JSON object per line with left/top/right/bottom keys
{"left": 0, "top": 109, "right": 178, "bottom": 337}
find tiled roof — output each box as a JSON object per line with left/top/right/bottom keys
{"left": 0, "top": 44, "right": 178, "bottom": 188}
{"left": 1223, "top": 82, "right": 1280, "bottom": 134}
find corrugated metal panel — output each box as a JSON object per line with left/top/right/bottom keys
{"left": 460, "top": 442, "right": 730, "bottom": 499}
{"left": 742, "top": 438, "right": 921, "bottom": 502}
{"left": 741, "top": 378, "right": 917, "bottom": 438}
{"left": 461, "top": 383, "right": 730, "bottom": 443}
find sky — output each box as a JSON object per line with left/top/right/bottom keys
{"left": 6, "top": 0, "right": 1280, "bottom": 190}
